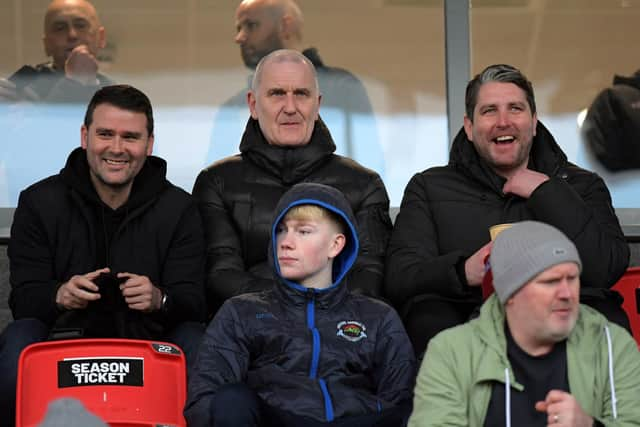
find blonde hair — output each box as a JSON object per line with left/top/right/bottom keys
{"left": 283, "top": 205, "right": 345, "bottom": 235}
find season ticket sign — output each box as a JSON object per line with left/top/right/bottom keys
{"left": 57, "top": 357, "right": 144, "bottom": 388}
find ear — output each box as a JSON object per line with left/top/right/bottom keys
{"left": 81, "top": 125, "right": 88, "bottom": 149}
{"left": 97, "top": 26, "right": 106, "bottom": 50}
{"left": 532, "top": 112, "right": 538, "bottom": 136}
{"left": 312, "top": 95, "right": 321, "bottom": 121}
{"left": 328, "top": 233, "right": 346, "bottom": 259}
{"left": 248, "top": 90, "right": 259, "bottom": 119}
{"left": 43, "top": 34, "right": 52, "bottom": 58}
{"left": 146, "top": 134, "right": 154, "bottom": 155}
{"left": 463, "top": 115, "right": 474, "bottom": 141}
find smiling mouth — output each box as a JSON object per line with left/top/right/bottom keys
{"left": 493, "top": 135, "right": 515, "bottom": 144}
{"left": 104, "top": 159, "right": 128, "bottom": 166}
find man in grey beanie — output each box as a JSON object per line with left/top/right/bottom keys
{"left": 409, "top": 221, "right": 640, "bottom": 427}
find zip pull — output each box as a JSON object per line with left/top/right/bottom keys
{"left": 306, "top": 288, "right": 315, "bottom": 302}
{"left": 306, "top": 288, "right": 316, "bottom": 329}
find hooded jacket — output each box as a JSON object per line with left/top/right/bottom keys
{"left": 583, "top": 71, "right": 640, "bottom": 171}
{"left": 185, "top": 183, "right": 415, "bottom": 425}
{"left": 8, "top": 147, "right": 205, "bottom": 338}
{"left": 193, "top": 117, "right": 391, "bottom": 315}
{"left": 408, "top": 295, "right": 640, "bottom": 426}
{"left": 385, "top": 122, "right": 629, "bottom": 308}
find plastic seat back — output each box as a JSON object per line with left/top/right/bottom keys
{"left": 16, "top": 338, "right": 186, "bottom": 427}
{"left": 612, "top": 267, "right": 640, "bottom": 346}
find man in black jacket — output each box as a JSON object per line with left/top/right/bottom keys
{"left": 0, "top": 85, "right": 206, "bottom": 426}
{"left": 193, "top": 49, "right": 391, "bottom": 317}
{"left": 386, "top": 64, "right": 630, "bottom": 357}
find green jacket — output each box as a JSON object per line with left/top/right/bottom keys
{"left": 409, "top": 295, "right": 640, "bottom": 426}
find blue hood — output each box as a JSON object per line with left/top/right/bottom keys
{"left": 270, "top": 183, "right": 359, "bottom": 293}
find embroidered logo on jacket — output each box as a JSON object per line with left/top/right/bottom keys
{"left": 336, "top": 321, "right": 367, "bottom": 342}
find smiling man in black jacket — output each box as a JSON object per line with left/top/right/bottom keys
{"left": 0, "top": 85, "right": 206, "bottom": 426}
{"left": 386, "top": 64, "right": 630, "bottom": 357}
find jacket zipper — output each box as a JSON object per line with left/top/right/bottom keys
{"left": 305, "top": 289, "right": 334, "bottom": 421}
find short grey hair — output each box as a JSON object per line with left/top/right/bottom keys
{"left": 251, "top": 49, "right": 319, "bottom": 93}
{"left": 465, "top": 64, "right": 536, "bottom": 121}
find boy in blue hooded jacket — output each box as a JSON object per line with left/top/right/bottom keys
{"left": 185, "top": 183, "right": 415, "bottom": 426}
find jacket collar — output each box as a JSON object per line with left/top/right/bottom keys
{"left": 239, "top": 117, "right": 336, "bottom": 184}
{"left": 448, "top": 121, "right": 567, "bottom": 193}
{"left": 60, "top": 146, "right": 169, "bottom": 211}
{"left": 472, "top": 294, "right": 609, "bottom": 393}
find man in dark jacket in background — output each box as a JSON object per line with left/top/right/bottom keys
{"left": 582, "top": 70, "right": 640, "bottom": 172}
{"left": 185, "top": 183, "right": 415, "bottom": 426}
{"left": 0, "top": 0, "right": 113, "bottom": 103}
{"left": 0, "top": 85, "right": 206, "bottom": 426}
{"left": 193, "top": 49, "right": 391, "bottom": 317}
{"left": 386, "top": 64, "right": 630, "bottom": 356}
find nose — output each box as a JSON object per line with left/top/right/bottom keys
{"left": 495, "top": 109, "right": 510, "bottom": 128}
{"left": 556, "top": 280, "right": 572, "bottom": 299}
{"left": 278, "top": 230, "right": 294, "bottom": 249}
{"left": 67, "top": 25, "right": 79, "bottom": 40}
{"left": 235, "top": 29, "right": 246, "bottom": 44}
{"left": 283, "top": 93, "right": 296, "bottom": 114}
{"left": 110, "top": 136, "right": 124, "bottom": 154}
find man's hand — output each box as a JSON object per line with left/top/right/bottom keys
{"left": 503, "top": 168, "right": 549, "bottom": 199}
{"left": 0, "top": 79, "right": 19, "bottom": 102}
{"left": 56, "top": 267, "right": 109, "bottom": 310}
{"left": 464, "top": 241, "right": 493, "bottom": 286}
{"left": 118, "top": 272, "right": 163, "bottom": 312}
{"left": 65, "top": 45, "right": 99, "bottom": 85}
{"left": 535, "top": 390, "right": 594, "bottom": 427}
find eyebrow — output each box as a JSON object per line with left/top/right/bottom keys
{"left": 94, "top": 128, "right": 143, "bottom": 139}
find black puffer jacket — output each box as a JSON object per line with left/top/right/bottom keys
{"left": 193, "top": 118, "right": 391, "bottom": 315}
{"left": 185, "top": 183, "right": 415, "bottom": 425}
{"left": 385, "top": 122, "right": 629, "bottom": 308}
{"left": 8, "top": 147, "right": 206, "bottom": 338}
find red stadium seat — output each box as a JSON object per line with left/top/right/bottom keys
{"left": 15, "top": 339, "right": 187, "bottom": 427}
{"left": 612, "top": 267, "right": 640, "bottom": 347}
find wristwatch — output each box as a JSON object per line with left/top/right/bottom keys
{"left": 160, "top": 292, "right": 168, "bottom": 312}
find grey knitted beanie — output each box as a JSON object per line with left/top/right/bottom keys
{"left": 490, "top": 221, "right": 582, "bottom": 304}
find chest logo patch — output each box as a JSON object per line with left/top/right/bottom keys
{"left": 337, "top": 320, "right": 367, "bottom": 342}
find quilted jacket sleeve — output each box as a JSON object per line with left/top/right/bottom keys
{"left": 184, "top": 300, "right": 251, "bottom": 426}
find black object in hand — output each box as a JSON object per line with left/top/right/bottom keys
{"left": 92, "top": 271, "right": 127, "bottom": 311}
